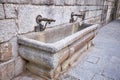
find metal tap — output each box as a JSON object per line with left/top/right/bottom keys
{"left": 35, "top": 15, "right": 56, "bottom": 31}
{"left": 69, "top": 12, "right": 85, "bottom": 23}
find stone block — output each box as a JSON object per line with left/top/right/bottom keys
{"left": 0, "top": 42, "right": 12, "bottom": 61}
{"left": 69, "top": 38, "right": 85, "bottom": 56}
{"left": 55, "top": 47, "right": 70, "bottom": 65}
{"left": 69, "top": 44, "right": 88, "bottom": 66}
{"left": 6, "top": 60, "right": 15, "bottom": 79}
{"left": 4, "top": 4, "right": 17, "bottom": 18}
{"left": 19, "top": 45, "right": 54, "bottom": 69}
{"left": 54, "top": 0, "right": 64, "bottom": 5}
{"left": 27, "top": 63, "right": 53, "bottom": 79}
{"left": 0, "top": 63, "right": 8, "bottom": 80}
{"left": 0, "top": 4, "right": 5, "bottom": 19}
{"left": 64, "top": 0, "right": 76, "bottom": 5}
{"left": 10, "top": 37, "right": 18, "bottom": 58}
{"left": 86, "top": 56, "right": 99, "bottom": 64}
{"left": 0, "top": 0, "right": 30, "bottom": 4}
{"left": 14, "top": 57, "right": 26, "bottom": 76}
{"left": 0, "top": 19, "right": 18, "bottom": 43}
{"left": 0, "top": 59, "right": 15, "bottom": 80}
{"left": 76, "top": 0, "right": 85, "bottom": 5}
{"left": 31, "top": 0, "right": 54, "bottom": 5}
{"left": 84, "top": 32, "right": 95, "bottom": 43}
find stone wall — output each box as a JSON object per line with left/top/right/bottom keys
{"left": 0, "top": 0, "right": 118, "bottom": 80}
{"left": 116, "top": 0, "right": 120, "bottom": 19}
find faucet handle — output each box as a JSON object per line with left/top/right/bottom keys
{"left": 36, "top": 15, "right": 42, "bottom": 24}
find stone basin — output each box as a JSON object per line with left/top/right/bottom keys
{"left": 18, "top": 22, "right": 99, "bottom": 79}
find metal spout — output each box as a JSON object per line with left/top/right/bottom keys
{"left": 70, "top": 12, "right": 85, "bottom": 23}
{"left": 35, "top": 15, "right": 56, "bottom": 32}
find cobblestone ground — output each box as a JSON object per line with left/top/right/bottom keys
{"left": 13, "top": 20, "right": 120, "bottom": 80}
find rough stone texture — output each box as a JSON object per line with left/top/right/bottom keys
{"left": 86, "top": 56, "right": 99, "bottom": 64}
{"left": 0, "top": 19, "right": 18, "bottom": 43}
{"left": 0, "top": 42, "right": 12, "bottom": 61}
{"left": 64, "top": 0, "right": 76, "bottom": 5}
{"left": 14, "top": 57, "right": 26, "bottom": 76}
{"left": 0, "top": 57, "right": 25, "bottom": 80}
{"left": 76, "top": 0, "right": 85, "bottom": 5}
{"left": 4, "top": 4, "right": 17, "bottom": 18}
{"left": 31, "top": 0, "right": 54, "bottom": 5}
{"left": 54, "top": 0, "right": 64, "bottom": 5}
{"left": 10, "top": 37, "right": 18, "bottom": 58}
{"left": 0, "top": 59, "right": 14, "bottom": 80}
{"left": 0, "top": 4, "right": 5, "bottom": 19}
{"left": 0, "top": 0, "right": 30, "bottom": 4}
{"left": 13, "top": 72, "right": 46, "bottom": 80}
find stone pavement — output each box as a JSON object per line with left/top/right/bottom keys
{"left": 61, "top": 20, "right": 120, "bottom": 80}
{"left": 13, "top": 20, "right": 120, "bottom": 80}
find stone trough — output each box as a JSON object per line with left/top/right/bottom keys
{"left": 18, "top": 22, "right": 99, "bottom": 79}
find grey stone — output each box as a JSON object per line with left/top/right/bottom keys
{"left": 0, "top": 0, "right": 30, "bottom": 4}
{"left": 62, "top": 74, "right": 80, "bottom": 80}
{"left": 76, "top": 0, "right": 85, "bottom": 5}
{"left": 14, "top": 57, "right": 26, "bottom": 76}
{"left": 9, "top": 37, "right": 18, "bottom": 58}
{"left": 64, "top": 0, "right": 76, "bottom": 5}
{"left": 92, "top": 74, "right": 113, "bottom": 80}
{"left": 31, "top": 0, "right": 54, "bottom": 5}
{"left": 0, "top": 59, "right": 15, "bottom": 80}
{"left": 0, "top": 19, "right": 18, "bottom": 43}
{"left": 0, "top": 4, "right": 5, "bottom": 19}
{"left": 4, "top": 4, "right": 17, "bottom": 18}
{"left": 86, "top": 56, "right": 99, "bottom": 64}
{"left": 54, "top": 0, "right": 64, "bottom": 5}
{"left": 0, "top": 42, "right": 12, "bottom": 61}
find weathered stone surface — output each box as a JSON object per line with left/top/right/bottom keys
{"left": 7, "top": 60, "right": 15, "bottom": 79}
{"left": 55, "top": 47, "right": 70, "bottom": 65}
{"left": 0, "top": 4, "right": 5, "bottom": 19}
{"left": 27, "top": 63, "right": 53, "bottom": 79}
{"left": 14, "top": 57, "right": 26, "bottom": 76}
{"left": 69, "top": 44, "right": 88, "bottom": 66}
{"left": 64, "top": 0, "right": 76, "bottom": 5}
{"left": 4, "top": 4, "right": 17, "bottom": 18}
{"left": 10, "top": 37, "right": 18, "bottom": 58}
{"left": 61, "top": 59, "right": 70, "bottom": 71}
{"left": 54, "top": 65, "right": 61, "bottom": 79}
{"left": 19, "top": 45, "right": 54, "bottom": 69}
{"left": 69, "top": 38, "right": 85, "bottom": 56}
{"left": 0, "top": 19, "right": 18, "bottom": 43}
{"left": 0, "top": 62, "right": 8, "bottom": 80}
{"left": 87, "top": 41, "right": 93, "bottom": 49}
{"left": 84, "top": 32, "right": 95, "bottom": 43}
{"left": 0, "top": 42, "right": 12, "bottom": 61}
{"left": 76, "top": 0, "right": 85, "bottom": 5}
{"left": 31, "top": 0, "right": 54, "bottom": 5}
{"left": 86, "top": 56, "right": 99, "bottom": 64}
{"left": 0, "top": 0, "right": 30, "bottom": 4}
{"left": 0, "top": 59, "right": 15, "bottom": 80}
{"left": 54, "top": 0, "right": 64, "bottom": 5}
